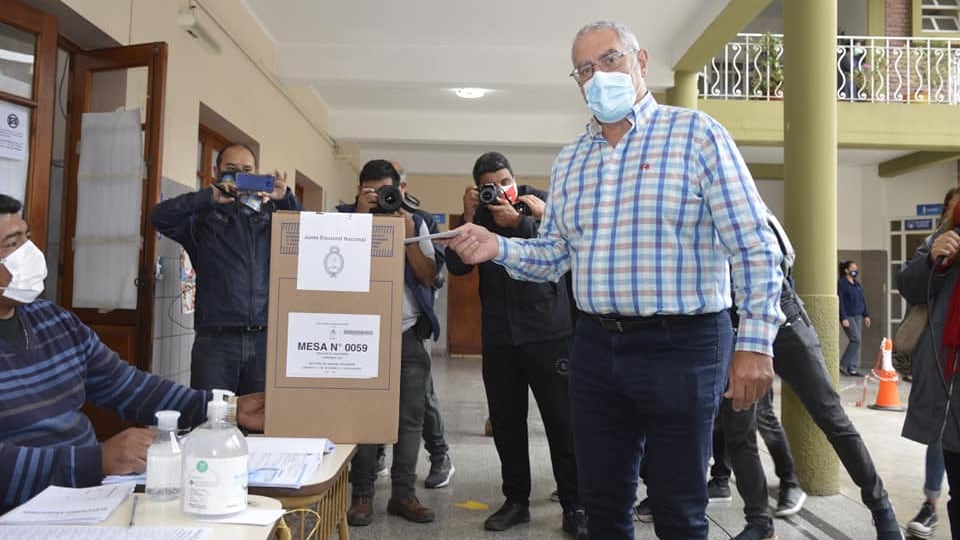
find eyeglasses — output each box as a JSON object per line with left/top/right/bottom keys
{"left": 569, "top": 49, "right": 636, "bottom": 83}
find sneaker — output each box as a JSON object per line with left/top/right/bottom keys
{"left": 561, "top": 508, "right": 589, "bottom": 539}
{"left": 347, "top": 496, "right": 374, "bottom": 526}
{"left": 424, "top": 454, "right": 455, "bottom": 489}
{"left": 872, "top": 504, "right": 905, "bottom": 540}
{"left": 386, "top": 495, "right": 435, "bottom": 523}
{"left": 906, "top": 501, "right": 938, "bottom": 538}
{"left": 633, "top": 497, "right": 654, "bottom": 523}
{"left": 707, "top": 478, "right": 732, "bottom": 502}
{"left": 774, "top": 485, "right": 807, "bottom": 517}
{"left": 550, "top": 489, "right": 560, "bottom": 503}
{"left": 732, "top": 523, "right": 776, "bottom": 540}
{"left": 374, "top": 451, "right": 388, "bottom": 477}
{"left": 484, "top": 500, "right": 530, "bottom": 531}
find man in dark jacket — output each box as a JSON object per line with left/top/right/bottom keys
{"left": 340, "top": 160, "right": 438, "bottom": 526}
{"left": 150, "top": 143, "right": 301, "bottom": 394}
{"left": 447, "top": 152, "right": 585, "bottom": 538}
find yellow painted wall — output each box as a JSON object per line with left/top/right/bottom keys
{"left": 402, "top": 174, "right": 551, "bottom": 230}
{"left": 60, "top": 0, "right": 357, "bottom": 205}
{"left": 701, "top": 100, "right": 960, "bottom": 150}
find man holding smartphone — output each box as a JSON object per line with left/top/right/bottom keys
{"left": 151, "top": 143, "right": 301, "bottom": 394}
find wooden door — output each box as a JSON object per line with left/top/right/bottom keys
{"left": 61, "top": 43, "right": 167, "bottom": 439}
{"left": 446, "top": 214, "right": 483, "bottom": 355}
{"left": 0, "top": 0, "right": 57, "bottom": 249}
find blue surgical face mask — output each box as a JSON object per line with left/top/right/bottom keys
{"left": 850, "top": 270, "right": 859, "bottom": 278}
{"left": 583, "top": 70, "right": 637, "bottom": 124}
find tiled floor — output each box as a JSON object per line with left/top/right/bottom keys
{"left": 346, "top": 354, "right": 943, "bottom": 539}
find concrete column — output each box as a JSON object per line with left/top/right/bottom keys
{"left": 782, "top": 0, "right": 840, "bottom": 495}
{"left": 669, "top": 70, "right": 700, "bottom": 109}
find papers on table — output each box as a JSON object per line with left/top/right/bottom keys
{"left": 102, "top": 438, "right": 335, "bottom": 490}
{"left": 0, "top": 527, "right": 210, "bottom": 540}
{"left": 196, "top": 507, "right": 284, "bottom": 526}
{"left": 0, "top": 482, "right": 135, "bottom": 525}
{"left": 246, "top": 437, "right": 332, "bottom": 489}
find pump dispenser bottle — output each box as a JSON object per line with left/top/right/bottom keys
{"left": 181, "top": 389, "right": 248, "bottom": 516}
{"left": 145, "top": 410, "right": 181, "bottom": 501}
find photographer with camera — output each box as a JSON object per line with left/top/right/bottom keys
{"left": 447, "top": 152, "right": 585, "bottom": 537}
{"left": 151, "top": 143, "right": 301, "bottom": 394}
{"left": 338, "top": 160, "right": 438, "bottom": 526}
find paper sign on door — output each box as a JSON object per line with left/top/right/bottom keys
{"left": 286, "top": 312, "right": 381, "bottom": 379}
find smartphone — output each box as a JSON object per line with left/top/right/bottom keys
{"left": 218, "top": 171, "right": 275, "bottom": 193}
{"left": 235, "top": 173, "right": 275, "bottom": 193}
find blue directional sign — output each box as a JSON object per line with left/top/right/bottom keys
{"left": 904, "top": 218, "right": 934, "bottom": 230}
{"left": 917, "top": 203, "right": 943, "bottom": 216}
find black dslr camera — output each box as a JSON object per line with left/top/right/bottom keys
{"left": 371, "top": 185, "right": 421, "bottom": 214}
{"left": 477, "top": 183, "right": 530, "bottom": 216}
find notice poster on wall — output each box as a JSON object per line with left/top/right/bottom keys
{"left": 285, "top": 312, "right": 380, "bottom": 379}
{"left": 0, "top": 102, "right": 27, "bottom": 161}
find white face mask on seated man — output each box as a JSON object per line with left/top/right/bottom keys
{"left": 0, "top": 240, "right": 47, "bottom": 304}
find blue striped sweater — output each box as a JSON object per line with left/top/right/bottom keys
{"left": 0, "top": 300, "right": 208, "bottom": 511}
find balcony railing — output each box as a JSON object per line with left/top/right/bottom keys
{"left": 700, "top": 33, "right": 960, "bottom": 104}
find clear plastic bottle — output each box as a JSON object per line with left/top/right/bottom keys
{"left": 145, "top": 410, "right": 182, "bottom": 501}
{"left": 181, "top": 389, "right": 248, "bottom": 517}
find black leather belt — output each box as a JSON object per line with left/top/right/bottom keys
{"left": 583, "top": 312, "right": 716, "bottom": 333}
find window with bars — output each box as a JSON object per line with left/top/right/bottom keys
{"left": 922, "top": 0, "right": 960, "bottom": 32}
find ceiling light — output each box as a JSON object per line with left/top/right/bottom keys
{"left": 452, "top": 87, "right": 490, "bottom": 99}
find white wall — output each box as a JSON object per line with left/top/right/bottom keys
{"left": 753, "top": 161, "right": 958, "bottom": 252}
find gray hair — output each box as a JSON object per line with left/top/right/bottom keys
{"left": 572, "top": 21, "right": 640, "bottom": 55}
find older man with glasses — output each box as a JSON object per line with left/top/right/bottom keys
{"left": 445, "top": 21, "right": 784, "bottom": 540}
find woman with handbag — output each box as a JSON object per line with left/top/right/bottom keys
{"left": 898, "top": 186, "right": 960, "bottom": 539}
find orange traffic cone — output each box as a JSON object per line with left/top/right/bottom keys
{"left": 869, "top": 337, "right": 905, "bottom": 412}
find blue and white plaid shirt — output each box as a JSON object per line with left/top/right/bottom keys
{"left": 495, "top": 93, "right": 784, "bottom": 355}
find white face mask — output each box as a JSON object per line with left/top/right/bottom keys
{"left": 0, "top": 240, "right": 47, "bottom": 304}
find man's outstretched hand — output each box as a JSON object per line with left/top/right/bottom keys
{"left": 444, "top": 224, "right": 500, "bottom": 264}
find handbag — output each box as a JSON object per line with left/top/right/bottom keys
{"left": 893, "top": 303, "right": 929, "bottom": 375}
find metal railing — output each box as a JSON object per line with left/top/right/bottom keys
{"left": 700, "top": 33, "right": 960, "bottom": 104}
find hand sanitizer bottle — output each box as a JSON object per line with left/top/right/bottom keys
{"left": 181, "top": 389, "right": 248, "bottom": 517}
{"left": 145, "top": 410, "right": 182, "bottom": 501}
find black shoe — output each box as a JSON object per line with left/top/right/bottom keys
{"left": 732, "top": 522, "right": 776, "bottom": 540}
{"left": 424, "top": 454, "right": 454, "bottom": 489}
{"left": 774, "top": 485, "right": 807, "bottom": 517}
{"left": 907, "top": 501, "right": 937, "bottom": 538}
{"left": 562, "top": 508, "right": 588, "bottom": 540}
{"left": 633, "top": 497, "right": 653, "bottom": 523}
{"left": 872, "top": 504, "right": 904, "bottom": 540}
{"left": 707, "top": 478, "right": 732, "bottom": 502}
{"left": 484, "top": 500, "right": 530, "bottom": 531}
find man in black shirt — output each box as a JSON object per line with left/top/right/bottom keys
{"left": 447, "top": 152, "right": 585, "bottom": 538}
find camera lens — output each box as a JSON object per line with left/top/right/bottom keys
{"left": 478, "top": 184, "right": 501, "bottom": 205}
{"left": 376, "top": 185, "right": 403, "bottom": 213}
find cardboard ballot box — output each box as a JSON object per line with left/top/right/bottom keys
{"left": 264, "top": 211, "right": 404, "bottom": 443}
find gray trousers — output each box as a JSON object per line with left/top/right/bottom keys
{"left": 350, "top": 330, "right": 431, "bottom": 498}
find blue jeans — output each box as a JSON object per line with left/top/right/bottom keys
{"left": 927, "top": 442, "right": 945, "bottom": 500}
{"left": 840, "top": 315, "right": 863, "bottom": 372}
{"left": 570, "top": 312, "right": 732, "bottom": 540}
{"left": 190, "top": 328, "right": 266, "bottom": 394}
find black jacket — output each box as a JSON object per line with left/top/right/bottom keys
{"left": 446, "top": 185, "right": 573, "bottom": 347}
{"left": 151, "top": 187, "right": 301, "bottom": 329}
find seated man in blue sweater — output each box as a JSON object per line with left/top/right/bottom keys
{"left": 0, "top": 195, "right": 265, "bottom": 513}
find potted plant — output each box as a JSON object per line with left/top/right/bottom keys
{"left": 751, "top": 32, "right": 784, "bottom": 98}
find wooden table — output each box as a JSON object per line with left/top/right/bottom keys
{"left": 250, "top": 444, "right": 357, "bottom": 540}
